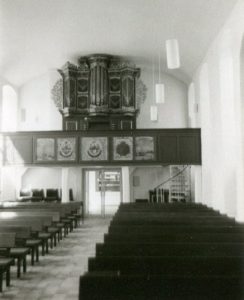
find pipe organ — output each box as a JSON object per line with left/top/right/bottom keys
{"left": 58, "top": 54, "right": 140, "bottom": 131}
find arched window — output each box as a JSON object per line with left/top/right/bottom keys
{"left": 199, "top": 63, "right": 210, "bottom": 130}
{"left": 1, "top": 84, "right": 18, "bottom": 132}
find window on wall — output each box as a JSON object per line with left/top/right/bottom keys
{"left": 219, "top": 51, "right": 234, "bottom": 135}
{"left": 188, "top": 82, "right": 196, "bottom": 128}
{"left": 1, "top": 85, "right": 18, "bottom": 132}
{"left": 199, "top": 63, "right": 210, "bottom": 129}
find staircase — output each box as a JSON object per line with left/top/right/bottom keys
{"left": 149, "top": 165, "right": 191, "bottom": 203}
{"left": 79, "top": 203, "right": 244, "bottom": 299}
{"left": 169, "top": 165, "right": 190, "bottom": 202}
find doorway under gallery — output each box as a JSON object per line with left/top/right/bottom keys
{"left": 83, "top": 168, "right": 122, "bottom": 216}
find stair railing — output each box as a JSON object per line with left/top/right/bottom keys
{"left": 151, "top": 165, "right": 190, "bottom": 203}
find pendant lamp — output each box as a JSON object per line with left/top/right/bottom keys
{"left": 155, "top": 52, "right": 165, "bottom": 103}
{"left": 166, "top": 39, "right": 180, "bottom": 69}
{"left": 155, "top": 83, "right": 165, "bottom": 104}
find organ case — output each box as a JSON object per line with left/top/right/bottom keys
{"left": 58, "top": 54, "right": 140, "bottom": 131}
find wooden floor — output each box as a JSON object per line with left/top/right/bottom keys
{"left": 0, "top": 218, "right": 111, "bottom": 300}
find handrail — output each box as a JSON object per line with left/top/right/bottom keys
{"left": 154, "top": 165, "right": 189, "bottom": 190}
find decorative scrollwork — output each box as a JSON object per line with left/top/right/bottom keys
{"left": 109, "top": 58, "right": 136, "bottom": 69}
{"left": 51, "top": 79, "right": 63, "bottom": 109}
{"left": 136, "top": 79, "right": 147, "bottom": 112}
{"left": 78, "top": 58, "right": 90, "bottom": 71}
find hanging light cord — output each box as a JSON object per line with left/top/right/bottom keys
{"left": 158, "top": 51, "right": 161, "bottom": 84}
{"left": 152, "top": 56, "right": 155, "bottom": 100}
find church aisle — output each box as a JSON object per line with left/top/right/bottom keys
{"left": 0, "top": 218, "right": 111, "bottom": 300}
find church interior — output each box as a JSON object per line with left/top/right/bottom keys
{"left": 0, "top": 0, "right": 244, "bottom": 299}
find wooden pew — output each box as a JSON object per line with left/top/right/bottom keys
{"left": 0, "top": 219, "right": 47, "bottom": 264}
{"left": 0, "top": 233, "right": 16, "bottom": 291}
{"left": 96, "top": 242, "right": 244, "bottom": 257}
{"left": 88, "top": 256, "right": 244, "bottom": 276}
{"left": 108, "top": 224, "right": 244, "bottom": 234}
{"left": 1, "top": 207, "right": 71, "bottom": 236}
{"left": 79, "top": 202, "right": 244, "bottom": 299}
{"left": 110, "top": 218, "right": 235, "bottom": 226}
{"left": 79, "top": 273, "right": 244, "bottom": 300}
{"left": 0, "top": 214, "right": 60, "bottom": 248}
{"left": 0, "top": 202, "right": 83, "bottom": 232}
{"left": 0, "top": 210, "right": 63, "bottom": 239}
{"left": 0, "top": 204, "right": 82, "bottom": 261}
{"left": 0, "top": 259, "right": 13, "bottom": 293}
{"left": 104, "top": 232, "right": 244, "bottom": 243}
{"left": 0, "top": 210, "right": 60, "bottom": 221}
{"left": 0, "top": 201, "right": 83, "bottom": 221}
{"left": 0, "top": 227, "right": 31, "bottom": 277}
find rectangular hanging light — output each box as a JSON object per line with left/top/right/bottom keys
{"left": 166, "top": 39, "right": 180, "bottom": 69}
{"left": 150, "top": 105, "right": 158, "bottom": 122}
{"left": 155, "top": 83, "right": 165, "bottom": 103}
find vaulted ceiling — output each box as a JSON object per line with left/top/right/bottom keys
{"left": 0, "top": 0, "right": 238, "bottom": 86}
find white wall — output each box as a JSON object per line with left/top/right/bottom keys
{"left": 18, "top": 71, "right": 62, "bottom": 131}
{"left": 191, "top": 0, "right": 244, "bottom": 220}
{"left": 137, "top": 66, "right": 188, "bottom": 128}
{"left": 1, "top": 167, "right": 19, "bottom": 200}
{"left": 21, "top": 166, "right": 83, "bottom": 202}
{"left": 22, "top": 167, "right": 62, "bottom": 194}
{"left": 67, "top": 167, "right": 82, "bottom": 202}
{"left": 0, "top": 77, "right": 19, "bottom": 133}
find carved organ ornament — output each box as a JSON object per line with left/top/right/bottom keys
{"left": 58, "top": 54, "right": 141, "bottom": 131}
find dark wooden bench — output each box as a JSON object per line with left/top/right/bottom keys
{"left": 79, "top": 272, "right": 244, "bottom": 300}
{"left": 88, "top": 256, "right": 244, "bottom": 276}
{"left": 110, "top": 219, "right": 235, "bottom": 226}
{"left": 96, "top": 242, "right": 244, "bottom": 257}
{"left": 108, "top": 224, "right": 244, "bottom": 234}
{"left": 104, "top": 232, "right": 244, "bottom": 243}
{"left": 79, "top": 202, "right": 244, "bottom": 299}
